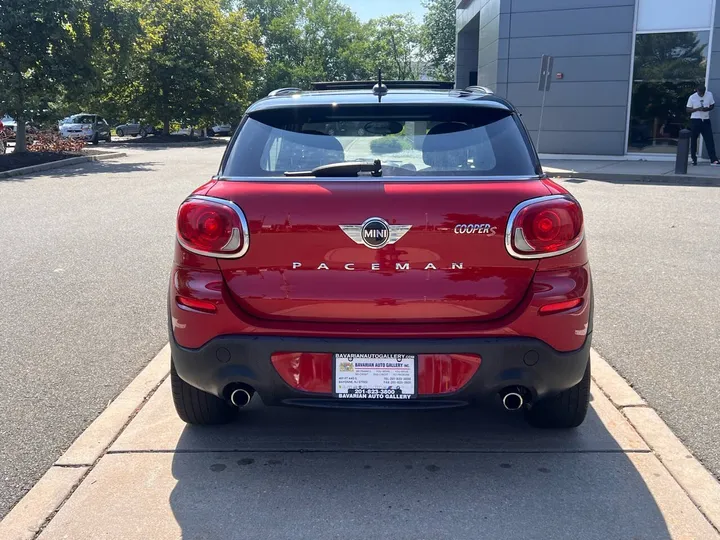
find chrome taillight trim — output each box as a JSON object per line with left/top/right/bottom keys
{"left": 505, "top": 194, "right": 585, "bottom": 260}
{"left": 177, "top": 195, "right": 250, "bottom": 259}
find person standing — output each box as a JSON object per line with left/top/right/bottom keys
{"left": 687, "top": 84, "right": 720, "bottom": 165}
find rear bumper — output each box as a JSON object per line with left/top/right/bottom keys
{"left": 170, "top": 330, "right": 592, "bottom": 407}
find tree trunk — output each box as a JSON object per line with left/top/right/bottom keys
{"left": 163, "top": 118, "right": 170, "bottom": 135}
{"left": 15, "top": 118, "right": 27, "bottom": 153}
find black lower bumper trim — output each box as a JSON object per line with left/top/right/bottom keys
{"left": 170, "top": 333, "right": 592, "bottom": 406}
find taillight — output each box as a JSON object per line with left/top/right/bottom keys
{"left": 177, "top": 195, "right": 249, "bottom": 258}
{"left": 506, "top": 195, "right": 584, "bottom": 259}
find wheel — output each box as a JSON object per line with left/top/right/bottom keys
{"left": 139, "top": 128, "right": 147, "bottom": 138}
{"left": 91, "top": 133, "right": 99, "bottom": 145}
{"left": 525, "top": 358, "right": 591, "bottom": 429}
{"left": 106, "top": 132, "right": 112, "bottom": 142}
{"left": 170, "top": 359, "right": 237, "bottom": 425}
{"left": 115, "top": 128, "right": 124, "bottom": 137}
{"left": 207, "top": 128, "right": 215, "bottom": 137}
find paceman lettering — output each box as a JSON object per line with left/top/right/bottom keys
{"left": 291, "top": 262, "right": 465, "bottom": 271}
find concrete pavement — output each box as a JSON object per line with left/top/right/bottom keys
{"left": 3, "top": 347, "right": 719, "bottom": 539}
{"left": 543, "top": 156, "right": 720, "bottom": 185}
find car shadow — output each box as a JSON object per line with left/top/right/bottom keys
{"left": 168, "top": 397, "right": 672, "bottom": 539}
{"left": 0, "top": 158, "right": 158, "bottom": 183}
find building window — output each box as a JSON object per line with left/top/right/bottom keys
{"left": 627, "top": 31, "right": 709, "bottom": 154}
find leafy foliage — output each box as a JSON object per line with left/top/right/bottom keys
{"left": 422, "top": 0, "right": 456, "bottom": 81}
{"left": 29, "top": 131, "right": 86, "bottom": 152}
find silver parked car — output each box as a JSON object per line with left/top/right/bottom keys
{"left": 114, "top": 120, "right": 154, "bottom": 138}
{"left": 59, "top": 113, "right": 111, "bottom": 144}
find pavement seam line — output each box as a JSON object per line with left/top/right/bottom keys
{"left": 31, "top": 371, "right": 170, "bottom": 540}
{"left": 590, "top": 347, "right": 720, "bottom": 535}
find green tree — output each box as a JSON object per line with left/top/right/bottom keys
{"left": 0, "top": 0, "right": 103, "bottom": 151}
{"left": 114, "top": 0, "right": 265, "bottom": 133}
{"left": 242, "top": 0, "right": 371, "bottom": 94}
{"left": 422, "top": 0, "right": 456, "bottom": 81}
{"left": 363, "top": 14, "right": 424, "bottom": 80}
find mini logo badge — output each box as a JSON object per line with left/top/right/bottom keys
{"left": 340, "top": 218, "right": 412, "bottom": 249}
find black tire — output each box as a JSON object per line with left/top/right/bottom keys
{"left": 525, "top": 358, "right": 591, "bottom": 429}
{"left": 115, "top": 128, "right": 124, "bottom": 138}
{"left": 106, "top": 132, "right": 112, "bottom": 142}
{"left": 91, "top": 133, "right": 99, "bottom": 145}
{"left": 207, "top": 128, "right": 215, "bottom": 137}
{"left": 139, "top": 128, "right": 147, "bottom": 138}
{"left": 170, "top": 360, "right": 237, "bottom": 425}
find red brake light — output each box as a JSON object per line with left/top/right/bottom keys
{"left": 507, "top": 195, "right": 583, "bottom": 258}
{"left": 177, "top": 196, "right": 249, "bottom": 258}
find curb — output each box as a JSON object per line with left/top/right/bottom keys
{"left": 0, "top": 152, "right": 127, "bottom": 179}
{"left": 548, "top": 171, "right": 720, "bottom": 187}
{"left": 591, "top": 349, "right": 720, "bottom": 533}
{"left": 107, "top": 138, "right": 228, "bottom": 149}
{"left": 0, "top": 345, "right": 170, "bottom": 540}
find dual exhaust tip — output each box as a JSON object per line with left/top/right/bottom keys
{"left": 231, "top": 386, "right": 526, "bottom": 411}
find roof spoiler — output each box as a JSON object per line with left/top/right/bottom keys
{"left": 311, "top": 80, "right": 455, "bottom": 91}
{"left": 464, "top": 86, "right": 494, "bottom": 94}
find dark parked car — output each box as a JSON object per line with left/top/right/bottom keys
{"left": 168, "top": 81, "right": 592, "bottom": 429}
{"left": 115, "top": 120, "right": 155, "bottom": 138}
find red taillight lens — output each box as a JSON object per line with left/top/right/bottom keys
{"left": 176, "top": 295, "right": 217, "bottom": 313}
{"left": 177, "top": 196, "right": 248, "bottom": 258}
{"left": 538, "top": 298, "right": 583, "bottom": 315}
{"left": 508, "top": 195, "right": 583, "bottom": 258}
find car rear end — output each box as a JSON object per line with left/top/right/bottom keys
{"left": 168, "top": 84, "right": 592, "bottom": 428}
{"left": 60, "top": 114, "right": 97, "bottom": 141}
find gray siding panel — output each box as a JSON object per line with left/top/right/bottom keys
{"left": 509, "top": 6, "right": 635, "bottom": 38}
{"left": 508, "top": 55, "right": 631, "bottom": 83}
{"left": 518, "top": 106, "right": 628, "bottom": 132}
{"left": 508, "top": 33, "right": 634, "bottom": 59}
{"left": 511, "top": 0, "right": 633, "bottom": 12}
{"left": 478, "top": 60, "right": 499, "bottom": 86}
{"left": 478, "top": 16, "right": 500, "bottom": 53}
{"left": 478, "top": 41, "right": 499, "bottom": 70}
{"left": 508, "top": 81, "right": 629, "bottom": 107}
{"left": 498, "top": 38, "right": 510, "bottom": 59}
{"left": 530, "top": 131, "right": 627, "bottom": 155}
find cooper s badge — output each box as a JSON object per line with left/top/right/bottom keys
{"left": 340, "top": 217, "right": 412, "bottom": 249}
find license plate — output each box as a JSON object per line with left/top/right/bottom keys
{"left": 333, "top": 353, "right": 417, "bottom": 400}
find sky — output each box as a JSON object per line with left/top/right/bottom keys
{"left": 343, "top": 0, "right": 427, "bottom": 22}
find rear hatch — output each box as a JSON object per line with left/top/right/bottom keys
{"left": 211, "top": 98, "right": 547, "bottom": 324}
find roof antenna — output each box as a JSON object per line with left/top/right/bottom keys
{"left": 373, "top": 68, "right": 388, "bottom": 102}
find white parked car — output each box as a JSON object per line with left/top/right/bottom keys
{"left": 59, "top": 113, "right": 112, "bottom": 144}
{"left": 207, "top": 123, "right": 233, "bottom": 136}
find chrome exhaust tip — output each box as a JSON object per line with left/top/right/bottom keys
{"left": 230, "top": 388, "right": 252, "bottom": 408}
{"left": 502, "top": 392, "right": 524, "bottom": 411}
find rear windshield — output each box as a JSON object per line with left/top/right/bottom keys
{"left": 222, "top": 105, "right": 538, "bottom": 178}
{"left": 70, "top": 115, "right": 96, "bottom": 124}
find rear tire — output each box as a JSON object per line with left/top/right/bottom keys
{"left": 115, "top": 128, "right": 124, "bottom": 138}
{"left": 170, "top": 360, "right": 237, "bottom": 425}
{"left": 525, "top": 358, "right": 591, "bottom": 429}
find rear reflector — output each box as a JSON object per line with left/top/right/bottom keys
{"left": 176, "top": 296, "right": 217, "bottom": 313}
{"left": 506, "top": 195, "right": 584, "bottom": 259}
{"left": 271, "top": 353, "right": 333, "bottom": 393}
{"left": 177, "top": 195, "right": 249, "bottom": 258}
{"left": 417, "top": 354, "right": 481, "bottom": 395}
{"left": 538, "top": 298, "right": 583, "bottom": 315}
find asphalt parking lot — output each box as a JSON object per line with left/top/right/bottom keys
{"left": 1, "top": 147, "right": 719, "bottom": 524}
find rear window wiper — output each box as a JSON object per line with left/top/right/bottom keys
{"left": 284, "top": 160, "right": 382, "bottom": 178}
